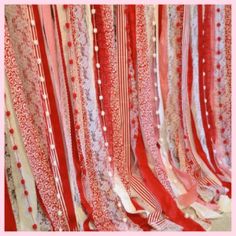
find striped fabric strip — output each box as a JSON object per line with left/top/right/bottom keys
{"left": 117, "top": 5, "right": 130, "bottom": 184}
{"left": 131, "top": 176, "right": 160, "bottom": 210}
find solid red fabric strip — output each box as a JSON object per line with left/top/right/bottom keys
{"left": 33, "top": 5, "right": 77, "bottom": 230}
{"left": 5, "top": 177, "right": 17, "bottom": 231}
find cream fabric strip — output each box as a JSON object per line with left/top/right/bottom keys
{"left": 113, "top": 171, "right": 150, "bottom": 217}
